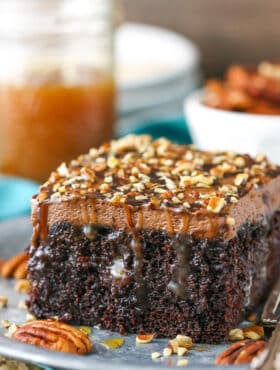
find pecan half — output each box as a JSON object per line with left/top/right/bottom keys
{"left": 12, "top": 320, "right": 92, "bottom": 355}
{"left": 215, "top": 339, "right": 267, "bottom": 365}
{"left": 1, "top": 252, "right": 28, "bottom": 279}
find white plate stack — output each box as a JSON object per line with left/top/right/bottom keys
{"left": 116, "top": 23, "right": 201, "bottom": 134}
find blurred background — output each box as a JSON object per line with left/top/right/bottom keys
{"left": 0, "top": 0, "right": 280, "bottom": 221}
{"left": 124, "top": 0, "right": 280, "bottom": 77}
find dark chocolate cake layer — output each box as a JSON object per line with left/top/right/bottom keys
{"left": 27, "top": 211, "right": 280, "bottom": 343}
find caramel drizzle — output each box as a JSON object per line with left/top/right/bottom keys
{"left": 181, "top": 213, "right": 189, "bottom": 234}
{"left": 124, "top": 204, "right": 146, "bottom": 313}
{"left": 165, "top": 209, "right": 174, "bottom": 235}
{"left": 80, "top": 201, "right": 90, "bottom": 224}
{"left": 137, "top": 207, "right": 143, "bottom": 229}
{"left": 39, "top": 203, "right": 49, "bottom": 242}
{"left": 168, "top": 237, "right": 190, "bottom": 300}
{"left": 80, "top": 199, "right": 98, "bottom": 226}
{"left": 124, "top": 204, "right": 135, "bottom": 229}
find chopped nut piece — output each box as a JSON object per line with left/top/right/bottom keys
{"left": 129, "top": 175, "right": 138, "bottom": 183}
{"left": 99, "top": 338, "right": 125, "bottom": 350}
{"left": 26, "top": 313, "right": 36, "bottom": 321}
{"left": 163, "top": 347, "right": 172, "bottom": 357}
{"left": 57, "top": 162, "right": 69, "bottom": 177}
{"left": 133, "top": 182, "right": 145, "bottom": 192}
{"left": 38, "top": 192, "right": 48, "bottom": 203}
{"left": 136, "top": 333, "right": 155, "bottom": 344}
{"left": 104, "top": 175, "right": 113, "bottom": 184}
{"left": 226, "top": 217, "right": 236, "bottom": 225}
{"left": 176, "top": 335, "right": 193, "bottom": 349}
{"left": 234, "top": 173, "right": 249, "bottom": 186}
{"left": 207, "top": 196, "right": 226, "bottom": 213}
{"left": 135, "top": 195, "right": 148, "bottom": 201}
{"left": 243, "top": 325, "right": 264, "bottom": 340}
{"left": 244, "top": 331, "right": 261, "bottom": 340}
{"left": 168, "top": 338, "right": 179, "bottom": 353}
{"left": 230, "top": 196, "right": 238, "bottom": 204}
{"left": 1, "top": 320, "right": 11, "bottom": 328}
{"left": 229, "top": 328, "right": 244, "bottom": 341}
{"left": 18, "top": 300, "right": 27, "bottom": 310}
{"left": 255, "top": 153, "right": 266, "bottom": 163}
{"left": 151, "top": 352, "right": 161, "bottom": 360}
{"left": 177, "top": 358, "right": 188, "bottom": 366}
{"left": 89, "top": 148, "right": 98, "bottom": 158}
{"left": 5, "top": 323, "right": 19, "bottom": 338}
{"left": 172, "top": 196, "right": 181, "bottom": 204}
{"left": 177, "top": 347, "right": 188, "bottom": 356}
{"left": 15, "top": 279, "right": 30, "bottom": 294}
{"left": 107, "top": 156, "right": 119, "bottom": 169}
{"left": 212, "top": 155, "right": 227, "bottom": 164}
{"left": 79, "top": 326, "right": 92, "bottom": 336}
{"left": 234, "top": 157, "right": 246, "bottom": 167}
{"left": 0, "top": 296, "right": 8, "bottom": 308}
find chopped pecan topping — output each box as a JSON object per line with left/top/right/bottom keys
{"left": 12, "top": 320, "right": 92, "bottom": 355}
{"left": 36, "top": 135, "right": 280, "bottom": 218}
{"left": 215, "top": 339, "right": 267, "bottom": 365}
{"left": 1, "top": 252, "right": 28, "bottom": 279}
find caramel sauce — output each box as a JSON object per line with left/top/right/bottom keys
{"left": 124, "top": 205, "right": 135, "bottom": 230}
{"left": 181, "top": 213, "right": 189, "bottom": 234}
{"left": 39, "top": 203, "right": 49, "bottom": 242}
{"left": 0, "top": 79, "right": 115, "bottom": 182}
{"left": 80, "top": 201, "right": 90, "bottom": 224}
{"left": 168, "top": 238, "right": 190, "bottom": 300}
{"left": 123, "top": 204, "right": 147, "bottom": 313}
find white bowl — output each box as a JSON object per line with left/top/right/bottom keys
{"left": 184, "top": 89, "right": 280, "bottom": 164}
{"left": 116, "top": 23, "right": 201, "bottom": 114}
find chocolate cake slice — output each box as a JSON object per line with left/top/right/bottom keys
{"left": 28, "top": 135, "right": 280, "bottom": 343}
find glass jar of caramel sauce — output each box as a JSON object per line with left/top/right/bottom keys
{"left": 0, "top": 0, "right": 117, "bottom": 182}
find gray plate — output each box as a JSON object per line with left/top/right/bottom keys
{"left": 0, "top": 217, "right": 247, "bottom": 370}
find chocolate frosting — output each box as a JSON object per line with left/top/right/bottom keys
{"left": 31, "top": 135, "right": 280, "bottom": 241}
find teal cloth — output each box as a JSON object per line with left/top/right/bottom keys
{"left": 0, "top": 177, "right": 39, "bottom": 221}
{"left": 0, "top": 116, "right": 192, "bottom": 222}
{"left": 120, "top": 116, "right": 192, "bottom": 144}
